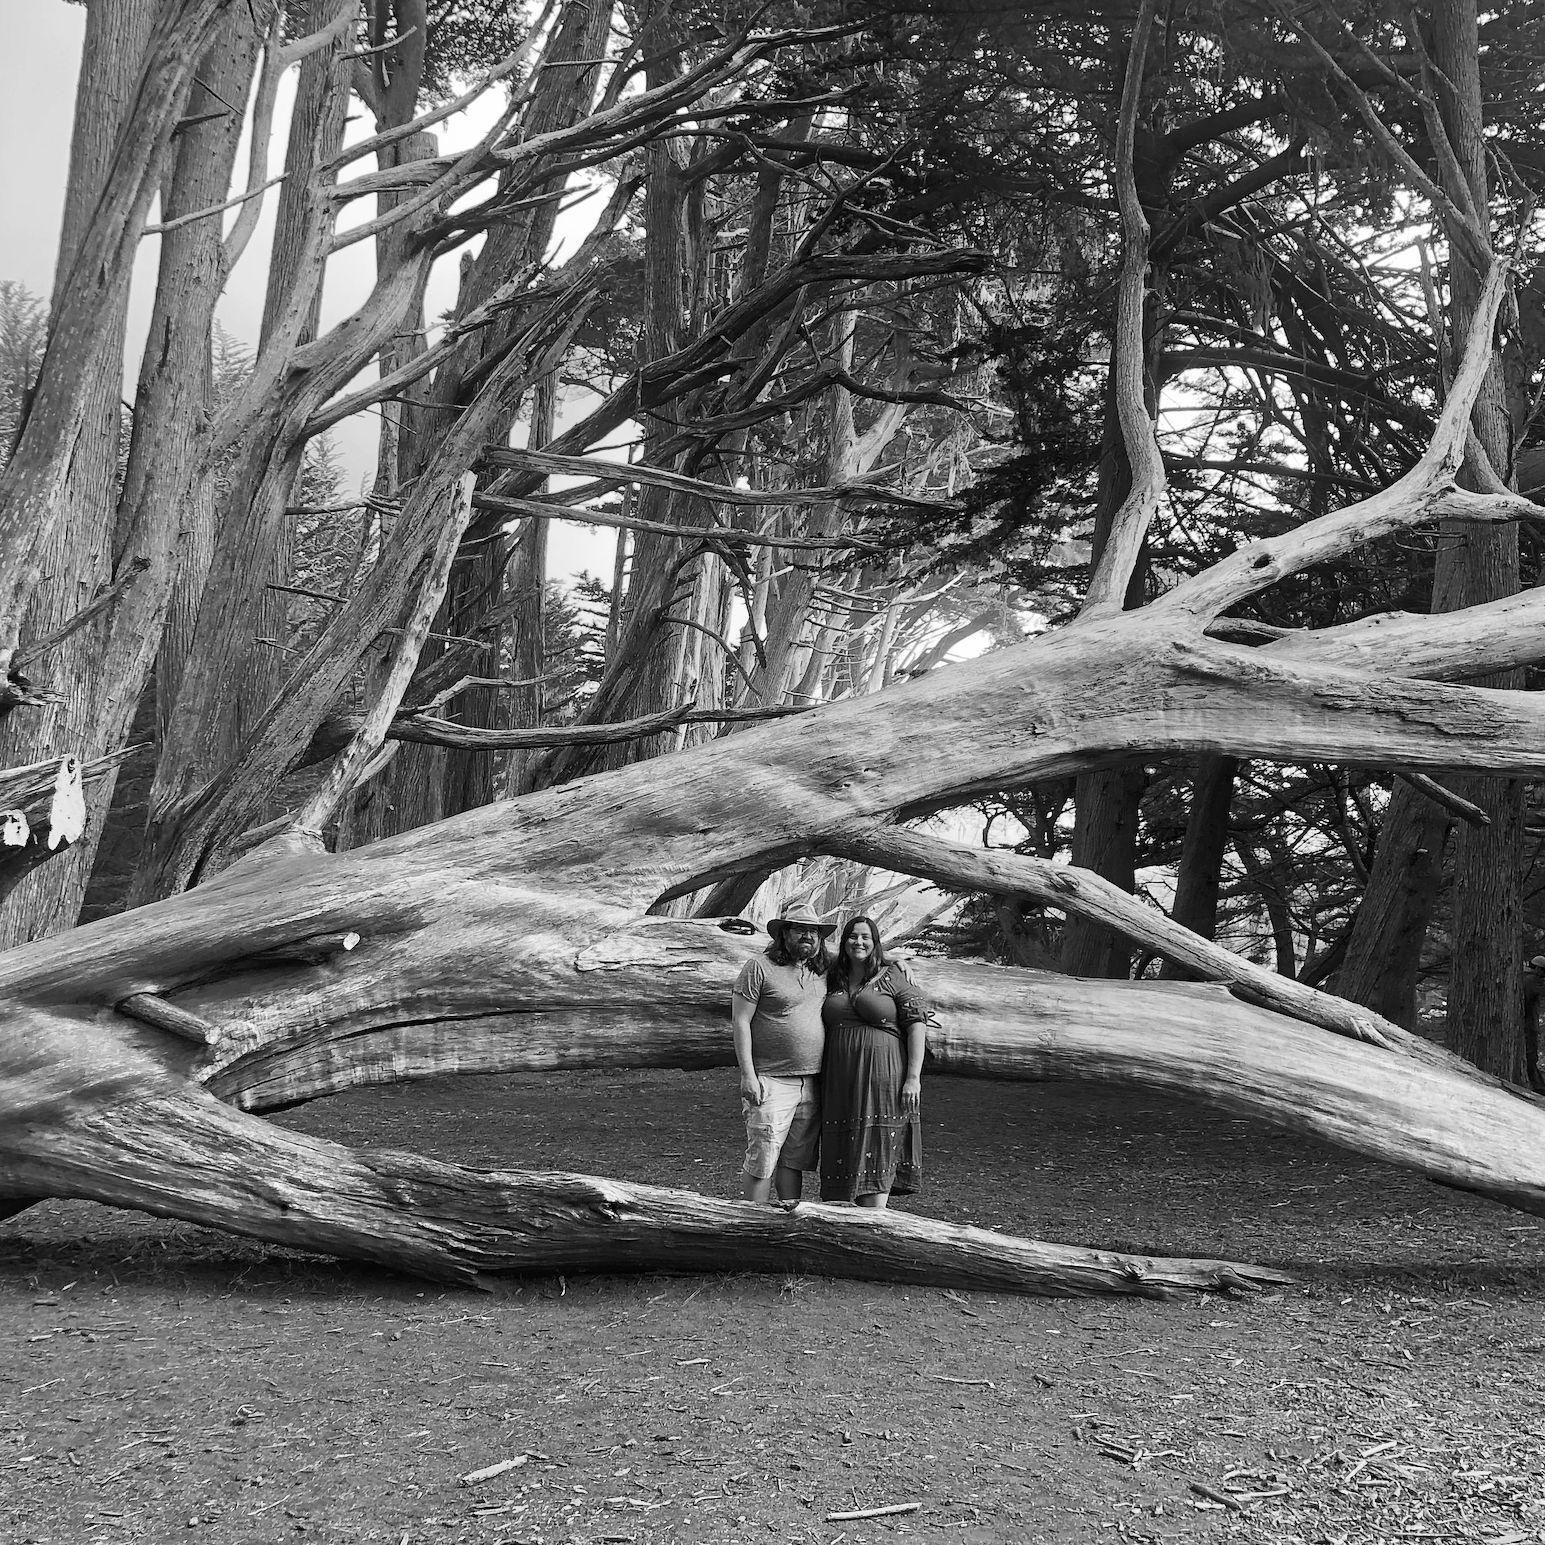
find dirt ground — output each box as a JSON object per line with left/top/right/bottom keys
{"left": 3, "top": 1070, "right": 1544, "bottom": 1545}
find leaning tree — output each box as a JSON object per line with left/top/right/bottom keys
{"left": 2, "top": 0, "right": 1544, "bottom": 1299}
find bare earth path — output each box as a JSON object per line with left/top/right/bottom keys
{"left": 2, "top": 1072, "right": 1543, "bottom": 1545}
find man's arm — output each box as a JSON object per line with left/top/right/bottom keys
{"left": 731, "top": 993, "right": 765, "bottom": 1104}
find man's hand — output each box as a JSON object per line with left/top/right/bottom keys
{"left": 740, "top": 1073, "right": 766, "bottom": 1105}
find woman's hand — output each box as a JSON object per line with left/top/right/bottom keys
{"left": 900, "top": 1075, "right": 921, "bottom": 1114}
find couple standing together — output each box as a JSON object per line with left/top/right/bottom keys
{"left": 731, "top": 907, "right": 930, "bottom": 1209}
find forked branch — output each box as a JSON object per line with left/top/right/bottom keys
{"left": 1158, "top": 260, "right": 1516, "bottom": 622}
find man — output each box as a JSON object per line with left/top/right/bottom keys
{"left": 730, "top": 906, "right": 834, "bottom": 1204}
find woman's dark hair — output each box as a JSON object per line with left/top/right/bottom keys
{"left": 828, "top": 915, "right": 891, "bottom": 991}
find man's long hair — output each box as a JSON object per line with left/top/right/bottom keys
{"left": 767, "top": 930, "right": 832, "bottom": 973}
{"left": 828, "top": 915, "right": 891, "bottom": 991}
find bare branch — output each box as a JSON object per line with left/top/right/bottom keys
{"left": 224, "top": 1, "right": 341, "bottom": 270}
{"left": 1156, "top": 261, "right": 1514, "bottom": 622}
{"left": 473, "top": 489, "right": 887, "bottom": 552}
{"left": 823, "top": 822, "right": 1416, "bottom": 1054}
{"left": 1262, "top": 587, "right": 1545, "bottom": 681}
{"left": 294, "top": 475, "right": 478, "bottom": 838}
{"left": 146, "top": 171, "right": 287, "bottom": 236}
{"left": 1395, "top": 770, "right": 1490, "bottom": 827}
{"left": 13, "top": 558, "right": 150, "bottom": 668}
{"left": 310, "top": 702, "right": 814, "bottom": 758}
{"left": 1080, "top": 0, "right": 1165, "bottom": 617}
{"left": 304, "top": 260, "right": 542, "bottom": 434}
{"left": 481, "top": 447, "right": 957, "bottom": 515}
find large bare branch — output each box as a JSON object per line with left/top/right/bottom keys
{"left": 822, "top": 823, "right": 1409, "bottom": 1053}
{"left": 1260, "top": 584, "right": 1545, "bottom": 680}
{"left": 1157, "top": 261, "right": 1517, "bottom": 623}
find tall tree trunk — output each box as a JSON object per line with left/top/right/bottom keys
{"left": 81, "top": 4, "right": 269, "bottom": 920}
{"left": 134, "top": 0, "right": 358, "bottom": 900}
{"left": 1061, "top": 113, "right": 1163, "bottom": 978}
{"left": 0, "top": 0, "right": 158, "bottom": 946}
{"left": 588, "top": 20, "right": 693, "bottom": 772}
{"left": 1428, "top": 0, "right": 1525, "bottom": 1080}
{"left": 1157, "top": 755, "right": 1238, "bottom": 978}
{"left": 1335, "top": 789, "right": 1450, "bottom": 1028}
{"left": 1235, "top": 836, "right": 1297, "bottom": 977}
{"left": 1321, "top": 0, "right": 1520, "bottom": 1055}
{"left": 1063, "top": 758, "right": 1148, "bottom": 977}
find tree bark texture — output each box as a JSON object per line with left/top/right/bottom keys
{"left": 0, "top": 0, "right": 159, "bottom": 946}
{"left": 1158, "top": 756, "right": 1238, "bottom": 979}
{"left": 1336, "top": 786, "right": 1450, "bottom": 1028}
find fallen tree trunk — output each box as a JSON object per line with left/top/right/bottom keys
{"left": 5, "top": 859, "right": 1545, "bottom": 1278}
{"left": 0, "top": 1081, "right": 1285, "bottom": 1296}
{"left": 172, "top": 906, "right": 1545, "bottom": 1217}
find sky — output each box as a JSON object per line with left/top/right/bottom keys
{"left": 0, "top": 0, "right": 616, "bottom": 579}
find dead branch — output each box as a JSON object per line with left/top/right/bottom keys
{"left": 0, "top": 746, "right": 142, "bottom": 811}
{"left": 472, "top": 489, "right": 887, "bottom": 553}
{"left": 116, "top": 992, "right": 217, "bottom": 1046}
{"left": 478, "top": 444, "right": 956, "bottom": 514}
{"left": 1263, "top": 588, "right": 1545, "bottom": 680}
{"left": 822, "top": 821, "right": 1411, "bottom": 1054}
{"left": 306, "top": 702, "right": 813, "bottom": 760}
{"left": 144, "top": 171, "right": 287, "bottom": 235}
{"left": 293, "top": 475, "right": 477, "bottom": 838}
{"left": 13, "top": 558, "right": 151, "bottom": 669}
{"left": 1395, "top": 770, "right": 1490, "bottom": 827}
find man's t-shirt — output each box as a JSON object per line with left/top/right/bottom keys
{"left": 732, "top": 953, "right": 826, "bottom": 1076}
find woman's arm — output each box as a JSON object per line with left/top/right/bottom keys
{"left": 900, "top": 1021, "right": 925, "bottom": 1113}
{"left": 890, "top": 966, "right": 928, "bottom": 1113}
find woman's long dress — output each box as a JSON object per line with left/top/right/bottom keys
{"left": 819, "top": 965, "right": 927, "bottom": 1202}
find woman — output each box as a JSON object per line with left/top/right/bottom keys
{"left": 819, "top": 916, "right": 929, "bottom": 1208}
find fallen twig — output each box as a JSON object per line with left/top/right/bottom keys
{"left": 460, "top": 1455, "right": 530, "bottom": 1485}
{"left": 1189, "top": 1481, "right": 1244, "bottom": 1511}
{"left": 825, "top": 1502, "right": 922, "bottom": 1521}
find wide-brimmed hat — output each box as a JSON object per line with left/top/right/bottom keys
{"left": 766, "top": 906, "right": 836, "bottom": 942}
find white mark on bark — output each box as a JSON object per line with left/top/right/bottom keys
{"left": 46, "top": 758, "right": 85, "bottom": 850}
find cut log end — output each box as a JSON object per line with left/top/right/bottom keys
{"left": 115, "top": 992, "right": 218, "bottom": 1046}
